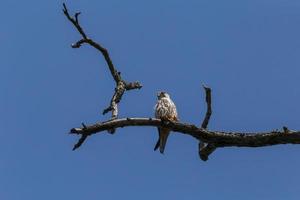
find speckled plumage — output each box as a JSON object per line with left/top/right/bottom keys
{"left": 154, "top": 92, "right": 178, "bottom": 154}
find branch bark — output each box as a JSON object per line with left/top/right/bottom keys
{"left": 63, "top": 3, "right": 142, "bottom": 122}
{"left": 201, "top": 85, "right": 212, "bottom": 129}
{"left": 70, "top": 118, "right": 300, "bottom": 159}
{"left": 198, "top": 142, "right": 216, "bottom": 161}
{"left": 199, "top": 85, "right": 216, "bottom": 160}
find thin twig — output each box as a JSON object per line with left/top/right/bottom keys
{"left": 201, "top": 85, "right": 212, "bottom": 129}
{"left": 73, "top": 135, "right": 88, "bottom": 150}
{"left": 198, "top": 85, "right": 215, "bottom": 160}
{"left": 63, "top": 3, "right": 87, "bottom": 39}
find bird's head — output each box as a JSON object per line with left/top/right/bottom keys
{"left": 157, "top": 91, "right": 170, "bottom": 99}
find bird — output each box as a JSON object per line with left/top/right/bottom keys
{"left": 154, "top": 91, "right": 178, "bottom": 154}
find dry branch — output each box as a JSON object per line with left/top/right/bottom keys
{"left": 63, "top": 3, "right": 142, "bottom": 121}
{"left": 70, "top": 118, "right": 300, "bottom": 160}
{"left": 199, "top": 85, "right": 216, "bottom": 160}
{"left": 201, "top": 85, "right": 212, "bottom": 129}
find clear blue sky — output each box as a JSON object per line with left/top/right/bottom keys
{"left": 1, "top": 0, "right": 300, "bottom": 199}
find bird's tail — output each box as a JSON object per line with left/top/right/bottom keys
{"left": 159, "top": 128, "right": 170, "bottom": 154}
{"left": 154, "top": 138, "right": 160, "bottom": 151}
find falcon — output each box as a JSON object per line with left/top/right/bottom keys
{"left": 154, "top": 91, "right": 178, "bottom": 154}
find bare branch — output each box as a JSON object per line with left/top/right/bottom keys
{"left": 73, "top": 135, "right": 88, "bottom": 150}
{"left": 70, "top": 118, "right": 300, "bottom": 158}
{"left": 72, "top": 122, "right": 88, "bottom": 150}
{"left": 198, "top": 142, "right": 216, "bottom": 161}
{"left": 125, "top": 82, "right": 143, "bottom": 90}
{"left": 63, "top": 3, "right": 87, "bottom": 39}
{"left": 63, "top": 3, "right": 142, "bottom": 120}
{"left": 198, "top": 85, "right": 214, "bottom": 160}
{"left": 201, "top": 85, "right": 212, "bottom": 129}
{"left": 102, "top": 81, "right": 126, "bottom": 118}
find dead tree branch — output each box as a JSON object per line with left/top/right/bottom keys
{"left": 198, "top": 142, "right": 216, "bottom": 161}
{"left": 70, "top": 118, "right": 300, "bottom": 160}
{"left": 63, "top": 3, "right": 142, "bottom": 122}
{"left": 199, "top": 85, "right": 216, "bottom": 160}
{"left": 201, "top": 85, "right": 212, "bottom": 129}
